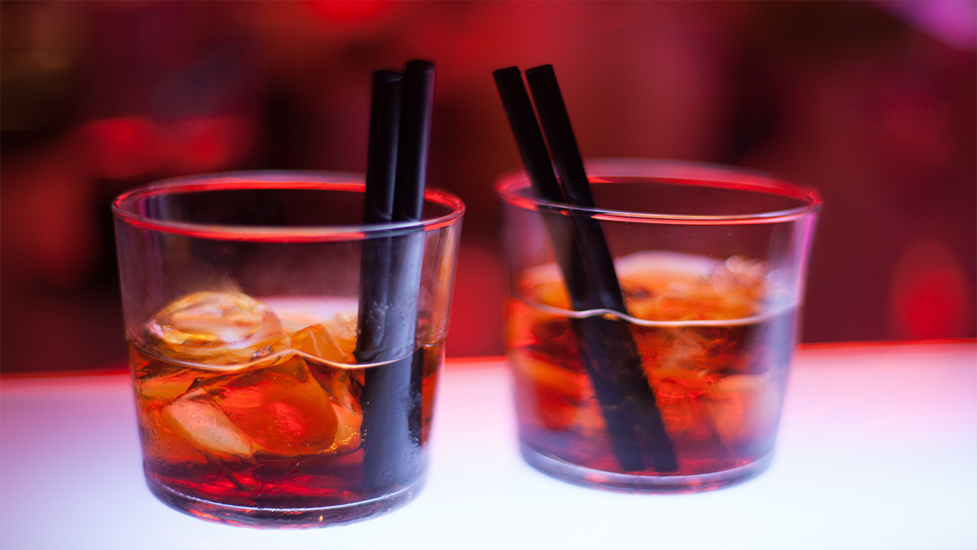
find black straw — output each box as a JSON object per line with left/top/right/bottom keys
{"left": 524, "top": 65, "right": 628, "bottom": 311}
{"left": 491, "top": 67, "right": 565, "bottom": 204}
{"left": 394, "top": 60, "right": 436, "bottom": 222}
{"left": 357, "top": 61, "right": 435, "bottom": 492}
{"left": 356, "top": 71, "right": 401, "bottom": 356}
{"left": 362, "top": 70, "right": 403, "bottom": 225}
{"left": 523, "top": 66, "right": 595, "bottom": 207}
{"left": 494, "top": 65, "right": 677, "bottom": 472}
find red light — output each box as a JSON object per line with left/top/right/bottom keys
{"left": 304, "top": 0, "right": 393, "bottom": 22}
{"left": 169, "top": 116, "right": 252, "bottom": 173}
{"left": 175, "top": 120, "right": 228, "bottom": 172}
{"left": 79, "top": 116, "right": 162, "bottom": 180}
{"left": 891, "top": 240, "right": 970, "bottom": 340}
{"left": 899, "top": 268, "right": 966, "bottom": 338}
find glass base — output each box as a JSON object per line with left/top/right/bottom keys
{"left": 146, "top": 475, "right": 424, "bottom": 528}
{"left": 520, "top": 443, "right": 773, "bottom": 494}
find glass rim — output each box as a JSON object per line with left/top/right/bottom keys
{"left": 495, "top": 158, "right": 822, "bottom": 225}
{"left": 113, "top": 170, "right": 466, "bottom": 242}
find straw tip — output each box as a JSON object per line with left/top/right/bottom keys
{"left": 526, "top": 64, "right": 555, "bottom": 75}
{"left": 373, "top": 69, "right": 403, "bottom": 84}
{"left": 406, "top": 59, "right": 435, "bottom": 73}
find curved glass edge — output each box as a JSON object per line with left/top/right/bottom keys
{"left": 494, "top": 158, "right": 822, "bottom": 224}
{"left": 112, "top": 170, "right": 466, "bottom": 241}
{"left": 520, "top": 443, "right": 774, "bottom": 494}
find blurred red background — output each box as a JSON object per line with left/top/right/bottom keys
{"left": 2, "top": 0, "right": 974, "bottom": 372}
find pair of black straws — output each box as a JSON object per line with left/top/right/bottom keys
{"left": 493, "top": 65, "right": 678, "bottom": 472}
{"left": 353, "top": 61, "right": 676, "bottom": 476}
{"left": 356, "top": 60, "right": 435, "bottom": 490}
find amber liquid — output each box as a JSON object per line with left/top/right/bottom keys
{"left": 127, "top": 293, "right": 442, "bottom": 524}
{"left": 507, "top": 254, "right": 796, "bottom": 479}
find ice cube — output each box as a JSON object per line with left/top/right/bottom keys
{"left": 509, "top": 348, "right": 592, "bottom": 430}
{"left": 147, "top": 291, "right": 288, "bottom": 366}
{"left": 655, "top": 328, "right": 711, "bottom": 372}
{"left": 207, "top": 355, "right": 339, "bottom": 456}
{"left": 709, "top": 257, "right": 766, "bottom": 306}
{"left": 535, "top": 280, "right": 571, "bottom": 310}
{"left": 324, "top": 403, "right": 362, "bottom": 455}
{"left": 287, "top": 322, "right": 365, "bottom": 412}
{"left": 135, "top": 367, "right": 203, "bottom": 405}
{"left": 162, "top": 355, "right": 343, "bottom": 460}
{"left": 703, "top": 372, "right": 781, "bottom": 443}
{"left": 617, "top": 252, "right": 767, "bottom": 321}
{"left": 164, "top": 392, "right": 256, "bottom": 459}
{"left": 328, "top": 311, "right": 359, "bottom": 355}
{"left": 289, "top": 323, "right": 354, "bottom": 365}
{"left": 654, "top": 382, "right": 706, "bottom": 439}
{"left": 510, "top": 349, "right": 586, "bottom": 399}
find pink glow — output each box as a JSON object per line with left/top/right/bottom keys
{"left": 304, "top": 0, "right": 394, "bottom": 23}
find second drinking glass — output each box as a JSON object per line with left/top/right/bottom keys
{"left": 497, "top": 159, "right": 820, "bottom": 492}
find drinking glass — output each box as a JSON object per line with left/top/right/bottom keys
{"left": 113, "top": 171, "right": 464, "bottom": 526}
{"left": 496, "top": 159, "right": 820, "bottom": 492}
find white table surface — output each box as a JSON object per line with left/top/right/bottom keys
{"left": 2, "top": 341, "right": 975, "bottom": 550}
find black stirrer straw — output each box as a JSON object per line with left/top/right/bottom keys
{"left": 357, "top": 61, "right": 435, "bottom": 492}
{"left": 357, "top": 70, "right": 401, "bottom": 355}
{"left": 394, "top": 60, "right": 435, "bottom": 223}
{"left": 493, "top": 66, "right": 677, "bottom": 472}
{"left": 391, "top": 59, "right": 435, "bottom": 454}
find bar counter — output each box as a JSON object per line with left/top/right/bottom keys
{"left": 2, "top": 341, "right": 974, "bottom": 549}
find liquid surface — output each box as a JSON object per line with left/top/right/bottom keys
{"left": 507, "top": 252, "right": 797, "bottom": 477}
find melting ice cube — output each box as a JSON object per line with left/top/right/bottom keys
{"left": 709, "top": 257, "right": 767, "bottom": 304}
{"left": 163, "top": 393, "right": 256, "bottom": 459}
{"left": 147, "top": 291, "right": 288, "bottom": 366}
{"left": 163, "top": 355, "right": 340, "bottom": 459}
{"left": 704, "top": 372, "right": 781, "bottom": 443}
{"left": 289, "top": 323, "right": 353, "bottom": 365}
